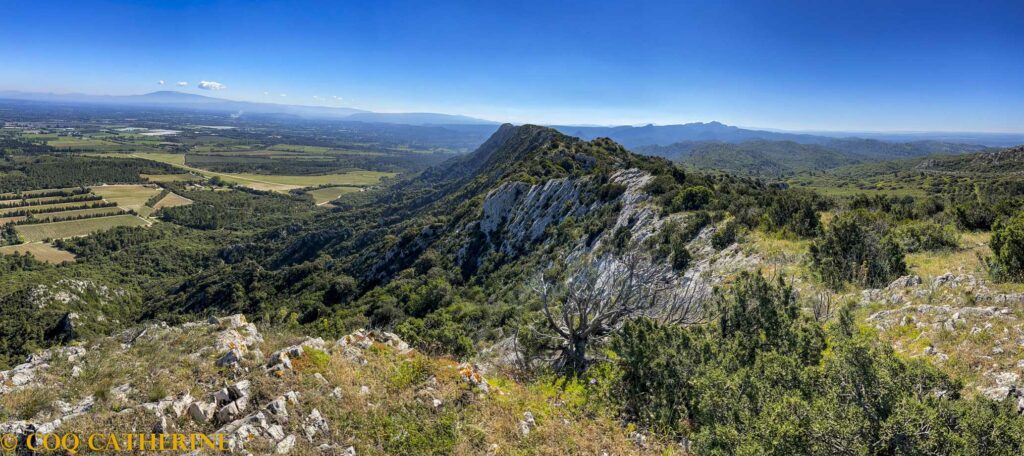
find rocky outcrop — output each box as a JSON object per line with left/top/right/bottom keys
{"left": 0, "top": 346, "right": 86, "bottom": 394}
{"left": 29, "top": 279, "right": 127, "bottom": 308}
{"left": 0, "top": 314, "right": 381, "bottom": 454}
{"left": 475, "top": 177, "right": 592, "bottom": 258}
{"left": 861, "top": 271, "right": 1024, "bottom": 399}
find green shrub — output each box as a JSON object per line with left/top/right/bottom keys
{"left": 650, "top": 220, "right": 693, "bottom": 271}
{"left": 671, "top": 185, "right": 714, "bottom": 211}
{"left": 764, "top": 191, "right": 821, "bottom": 237}
{"left": 611, "top": 273, "right": 1024, "bottom": 454}
{"left": 643, "top": 175, "right": 678, "bottom": 196}
{"left": 300, "top": 347, "right": 331, "bottom": 372}
{"left": 710, "top": 219, "right": 739, "bottom": 250}
{"left": 989, "top": 211, "right": 1024, "bottom": 280}
{"left": 809, "top": 210, "right": 907, "bottom": 289}
{"left": 396, "top": 309, "right": 475, "bottom": 359}
{"left": 954, "top": 203, "right": 996, "bottom": 230}
{"left": 891, "top": 221, "right": 959, "bottom": 253}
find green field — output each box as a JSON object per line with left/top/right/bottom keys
{"left": 27, "top": 206, "right": 124, "bottom": 222}
{"left": 265, "top": 144, "right": 383, "bottom": 156}
{"left": 227, "top": 171, "right": 392, "bottom": 188}
{"left": 113, "top": 152, "right": 186, "bottom": 166}
{"left": 306, "top": 186, "right": 363, "bottom": 204}
{"left": 47, "top": 137, "right": 119, "bottom": 148}
{"left": 15, "top": 215, "right": 150, "bottom": 242}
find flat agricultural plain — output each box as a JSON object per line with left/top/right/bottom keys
{"left": 15, "top": 215, "right": 150, "bottom": 242}
{"left": 0, "top": 242, "right": 76, "bottom": 263}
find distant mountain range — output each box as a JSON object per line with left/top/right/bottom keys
{"left": 3, "top": 91, "right": 1021, "bottom": 147}
{"left": 551, "top": 121, "right": 1020, "bottom": 177}
{"left": 636, "top": 140, "right": 859, "bottom": 177}
{"left": 633, "top": 137, "right": 992, "bottom": 177}
{"left": 554, "top": 121, "right": 1024, "bottom": 148}
{"left": 0, "top": 90, "right": 498, "bottom": 126}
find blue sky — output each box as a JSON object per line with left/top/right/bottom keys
{"left": 1, "top": 0, "right": 1022, "bottom": 131}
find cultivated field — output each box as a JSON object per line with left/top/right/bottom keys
{"left": 307, "top": 186, "right": 362, "bottom": 204}
{"left": 15, "top": 215, "right": 150, "bottom": 242}
{"left": 226, "top": 171, "right": 392, "bottom": 191}
{"left": 0, "top": 201, "right": 100, "bottom": 216}
{"left": 151, "top": 192, "right": 193, "bottom": 209}
{"left": 0, "top": 187, "right": 81, "bottom": 199}
{"left": 92, "top": 184, "right": 163, "bottom": 212}
{"left": 47, "top": 137, "right": 119, "bottom": 149}
{"left": 142, "top": 173, "right": 201, "bottom": 183}
{"left": 0, "top": 184, "right": 167, "bottom": 260}
{"left": 24, "top": 206, "right": 123, "bottom": 222}
{"left": 0, "top": 242, "right": 76, "bottom": 263}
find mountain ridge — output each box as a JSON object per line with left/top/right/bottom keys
{"left": 0, "top": 90, "right": 497, "bottom": 126}
{"left": 554, "top": 121, "right": 1022, "bottom": 148}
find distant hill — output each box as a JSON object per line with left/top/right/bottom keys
{"left": 555, "top": 121, "right": 820, "bottom": 148}
{"left": 553, "top": 121, "right": 1015, "bottom": 149}
{"left": 823, "top": 138, "right": 988, "bottom": 160}
{"left": 637, "top": 140, "right": 860, "bottom": 176}
{"left": 0, "top": 90, "right": 497, "bottom": 126}
{"left": 632, "top": 136, "right": 989, "bottom": 177}
{"left": 345, "top": 111, "right": 496, "bottom": 125}
{"left": 915, "top": 145, "right": 1024, "bottom": 175}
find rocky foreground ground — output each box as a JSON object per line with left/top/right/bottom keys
{"left": 0, "top": 315, "right": 656, "bottom": 455}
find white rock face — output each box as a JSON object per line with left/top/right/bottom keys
{"left": 188, "top": 401, "right": 217, "bottom": 423}
{"left": 477, "top": 178, "right": 591, "bottom": 258}
{"left": 303, "top": 408, "right": 329, "bottom": 439}
{"left": 29, "top": 279, "right": 127, "bottom": 308}
{"left": 276, "top": 435, "right": 296, "bottom": 454}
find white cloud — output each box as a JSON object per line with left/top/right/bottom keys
{"left": 158, "top": 80, "right": 165, "bottom": 85}
{"left": 263, "top": 91, "right": 269, "bottom": 95}
{"left": 197, "top": 80, "right": 226, "bottom": 90}
{"left": 332, "top": 95, "right": 342, "bottom": 101}
{"left": 312, "top": 95, "right": 320, "bottom": 100}
{"left": 280, "top": 93, "right": 287, "bottom": 97}
{"left": 176, "top": 81, "right": 188, "bottom": 87}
